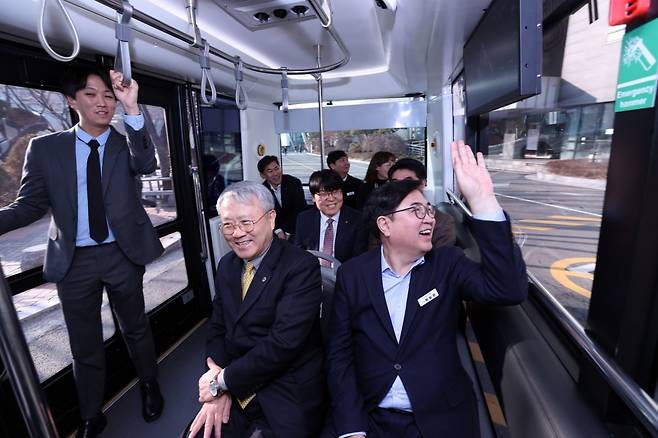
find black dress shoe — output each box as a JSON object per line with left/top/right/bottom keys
{"left": 140, "top": 380, "right": 164, "bottom": 422}
{"left": 75, "top": 413, "right": 107, "bottom": 438}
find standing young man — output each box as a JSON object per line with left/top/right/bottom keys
{"left": 0, "top": 68, "right": 164, "bottom": 438}
{"left": 327, "top": 150, "right": 362, "bottom": 210}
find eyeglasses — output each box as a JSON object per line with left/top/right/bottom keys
{"left": 385, "top": 203, "right": 435, "bottom": 220}
{"left": 220, "top": 210, "right": 272, "bottom": 235}
{"left": 315, "top": 189, "right": 343, "bottom": 200}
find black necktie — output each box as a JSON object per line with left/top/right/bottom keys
{"left": 86, "top": 139, "right": 108, "bottom": 243}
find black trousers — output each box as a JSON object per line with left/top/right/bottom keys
{"left": 57, "top": 242, "right": 157, "bottom": 419}
{"left": 322, "top": 408, "right": 422, "bottom": 438}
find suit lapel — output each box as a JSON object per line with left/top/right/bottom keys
{"left": 334, "top": 208, "right": 353, "bottom": 260}
{"left": 310, "top": 209, "right": 320, "bottom": 250}
{"left": 235, "top": 238, "right": 280, "bottom": 324}
{"left": 222, "top": 254, "right": 243, "bottom": 319}
{"left": 56, "top": 128, "right": 77, "bottom": 211}
{"left": 399, "top": 257, "right": 431, "bottom": 345}
{"left": 102, "top": 128, "right": 121, "bottom": 195}
{"left": 366, "top": 250, "right": 397, "bottom": 343}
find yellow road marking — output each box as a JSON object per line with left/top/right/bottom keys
{"left": 550, "top": 257, "right": 596, "bottom": 298}
{"left": 519, "top": 219, "right": 585, "bottom": 226}
{"left": 548, "top": 215, "right": 601, "bottom": 222}
{"left": 514, "top": 225, "right": 552, "bottom": 231}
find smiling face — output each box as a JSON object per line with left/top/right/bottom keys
{"left": 219, "top": 195, "right": 275, "bottom": 261}
{"left": 313, "top": 188, "right": 344, "bottom": 217}
{"left": 261, "top": 160, "right": 283, "bottom": 187}
{"left": 378, "top": 189, "right": 435, "bottom": 257}
{"left": 66, "top": 74, "right": 116, "bottom": 135}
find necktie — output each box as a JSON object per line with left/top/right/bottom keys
{"left": 86, "top": 139, "right": 108, "bottom": 244}
{"left": 321, "top": 218, "right": 334, "bottom": 267}
{"left": 238, "top": 260, "right": 257, "bottom": 409}
{"left": 241, "top": 261, "right": 255, "bottom": 300}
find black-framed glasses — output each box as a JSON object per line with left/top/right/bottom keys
{"left": 385, "top": 203, "right": 436, "bottom": 220}
{"left": 315, "top": 189, "right": 343, "bottom": 200}
{"left": 220, "top": 210, "right": 272, "bottom": 235}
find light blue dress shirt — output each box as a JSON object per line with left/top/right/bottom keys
{"left": 74, "top": 115, "right": 144, "bottom": 246}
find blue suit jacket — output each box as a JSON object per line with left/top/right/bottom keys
{"left": 325, "top": 217, "right": 527, "bottom": 437}
{"left": 207, "top": 238, "right": 326, "bottom": 437}
{"left": 293, "top": 205, "right": 368, "bottom": 263}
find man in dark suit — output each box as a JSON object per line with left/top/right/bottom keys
{"left": 324, "top": 141, "right": 527, "bottom": 438}
{"left": 187, "top": 181, "right": 325, "bottom": 438}
{"left": 327, "top": 150, "right": 362, "bottom": 210}
{"left": 257, "top": 155, "right": 307, "bottom": 240}
{"left": 294, "top": 169, "right": 367, "bottom": 265}
{"left": 0, "top": 68, "right": 164, "bottom": 437}
{"left": 388, "top": 158, "right": 457, "bottom": 248}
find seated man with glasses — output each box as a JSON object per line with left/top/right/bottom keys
{"left": 294, "top": 169, "right": 368, "bottom": 266}
{"left": 185, "top": 181, "right": 326, "bottom": 438}
{"left": 323, "top": 141, "right": 528, "bottom": 438}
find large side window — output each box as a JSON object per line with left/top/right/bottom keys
{"left": 474, "top": 3, "right": 620, "bottom": 325}
{"left": 280, "top": 127, "right": 426, "bottom": 184}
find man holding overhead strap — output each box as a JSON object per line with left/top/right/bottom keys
{"left": 0, "top": 68, "right": 164, "bottom": 438}
{"left": 323, "top": 141, "right": 527, "bottom": 438}
{"left": 186, "top": 181, "right": 325, "bottom": 438}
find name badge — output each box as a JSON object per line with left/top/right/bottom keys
{"left": 418, "top": 289, "right": 439, "bottom": 307}
{"left": 346, "top": 191, "right": 355, "bottom": 196}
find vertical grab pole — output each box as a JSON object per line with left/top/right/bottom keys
{"left": 0, "top": 265, "right": 59, "bottom": 438}
{"left": 315, "top": 44, "right": 326, "bottom": 169}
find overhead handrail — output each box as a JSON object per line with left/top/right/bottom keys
{"left": 113, "top": 0, "right": 133, "bottom": 86}
{"left": 0, "top": 265, "right": 59, "bottom": 437}
{"left": 446, "top": 188, "right": 473, "bottom": 218}
{"left": 527, "top": 272, "right": 658, "bottom": 434}
{"left": 38, "top": 0, "right": 81, "bottom": 62}
{"left": 92, "top": 0, "right": 350, "bottom": 76}
{"left": 234, "top": 58, "right": 248, "bottom": 110}
{"left": 199, "top": 40, "right": 217, "bottom": 105}
{"left": 281, "top": 69, "right": 289, "bottom": 113}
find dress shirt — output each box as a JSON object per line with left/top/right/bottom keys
{"left": 270, "top": 183, "right": 282, "bottom": 205}
{"left": 341, "top": 209, "right": 506, "bottom": 437}
{"left": 319, "top": 210, "right": 340, "bottom": 256}
{"left": 74, "top": 115, "right": 144, "bottom": 246}
{"left": 216, "top": 239, "right": 272, "bottom": 391}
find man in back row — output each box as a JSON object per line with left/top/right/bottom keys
{"left": 258, "top": 155, "right": 307, "bottom": 240}
{"left": 327, "top": 150, "right": 362, "bottom": 210}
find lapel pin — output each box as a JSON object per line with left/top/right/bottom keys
{"left": 261, "top": 276, "right": 267, "bottom": 282}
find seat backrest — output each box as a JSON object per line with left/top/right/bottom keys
{"left": 436, "top": 201, "right": 481, "bottom": 262}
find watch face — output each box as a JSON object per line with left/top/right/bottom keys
{"left": 209, "top": 378, "right": 218, "bottom": 397}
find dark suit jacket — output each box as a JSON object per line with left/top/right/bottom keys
{"left": 325, "top": 217, "right": 527, "bottom": 437}
{"left": 341, "top": 174, "right": 363, "bottom": 210}
{"left": 263, "top": 174, "right": 307, "bottom": 236}
{"left": 293, "top": 205, "right": 368, "bottom": 264}
{"left": 0, "top": 125, "right": 164, "bottom": 282}
{"left": 207, "top": 238, "right": 326, "bottom": 437}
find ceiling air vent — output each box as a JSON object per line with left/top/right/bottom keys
{"left": 212, "top": 0, "right": 317, "bottom": 31}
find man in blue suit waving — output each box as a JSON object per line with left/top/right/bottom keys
{"left": 324, "top": 140, "right": 527, "bottom": 438}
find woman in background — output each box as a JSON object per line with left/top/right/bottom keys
{"left": 355, "top": 151, "right": 396, "bottom": 209}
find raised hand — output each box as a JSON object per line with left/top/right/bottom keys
{"left": 109, "top": 69, "right": 140, "bottom": 115}
{"left": 451, "top": 140, "right": 501, "bottom": 215}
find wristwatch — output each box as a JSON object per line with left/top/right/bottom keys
{"left": 209, "top": 374, "right": 222, "bottom": 397}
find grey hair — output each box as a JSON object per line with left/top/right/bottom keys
{"left": 216, "top": 180, "right": 275, "bottom": 214}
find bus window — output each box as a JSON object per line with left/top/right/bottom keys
{"left": 279, "top": 127, "right": 426, "bottom": 183}
{"left": 476, "top": 2, "right": 619, "bottom": 325}
{"left": 112, "top": 103, "right": 176, "bottom": 226}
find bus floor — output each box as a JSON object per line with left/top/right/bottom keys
{"left": 100, "top": 321, "right": 208, "bottom": 438}
{"left": 97, "top": 320, "right": 501, "bottom": 438}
